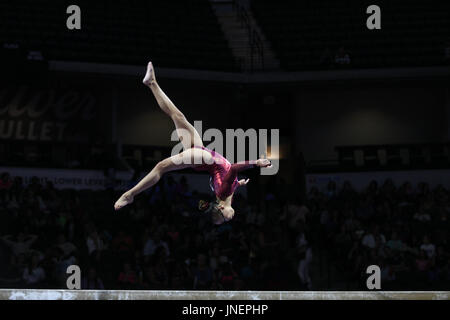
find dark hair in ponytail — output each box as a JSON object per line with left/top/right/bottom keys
{"left": 198, "top": 199, "right": 226, "bottom": 225}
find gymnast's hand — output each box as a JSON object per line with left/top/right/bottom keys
{"left": 238, "top": 178, "right": 250, "bottom": 186}
{"left": 256, "top": 159, "right": 272, "bottom": 168}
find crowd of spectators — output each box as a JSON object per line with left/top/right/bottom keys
{"left": 319, "top": 47, "right": 352, "bottom": 69}
{"left": 0, "top": 172, "right": 302, "bottom": 290}
{"left": 309, "top": 179, "right": 450, "bottom": 289}
{"left": 0, "top": 170, "right": 449, "bottom": 290}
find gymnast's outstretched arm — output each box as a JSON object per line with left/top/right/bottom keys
{"left": 231, "top": 159, "right": 271, "bottom": 173}
{"left": 223, "top": 159, "right": 272, "bottom": 188}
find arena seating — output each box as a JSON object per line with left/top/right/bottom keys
{"left": 0, "top": 0, "right": 238, "bottom": 71}
{"left": 251, "top": 0, "right": 450, "bottom": 70}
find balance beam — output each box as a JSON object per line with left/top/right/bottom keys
{"left": 1, "top": 290, "right": 449, "bottom": 300}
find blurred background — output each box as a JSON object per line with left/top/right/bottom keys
{"left": 0, "top": 0, "right": 449, "bottom": 290}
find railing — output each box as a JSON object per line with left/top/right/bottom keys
{"left": 231, "top": 0, "right": 264, "bottom": 72}
{"left": 307, "top": 142, "right": 450, "bottom": 173}
{"left": 0, "top": 140, "right": 121, "bottom": 171}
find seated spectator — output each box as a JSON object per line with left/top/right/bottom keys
{"left": 142, "top": 231, "right": 169, "bottom": 258}
{"left": 82, "top": 267, "right": 105, "bottom": 289}
{"left": 117, "top": 262, "right": 137, "bottom": 288}
{"left": 142, "top": 231, "right": 156, "bottom": 258}
{"left": 380, "top": 259, "right": 396, "bottom": 282}
{"left": 152, "top": 258, "right": 169, "bottom": 288}
{"left": 414, "top": 207, "right": 431, "bottom": 222}
{"left": 319, "top": 47, "right": 333, "bottom": 68}
{"left": 386, "top": 231, "right": 404, "bottom": 251}
{"left": 444, "top": 38, "right": 450, "bottom": 64}
{"left": 218, "top": 261, "right": 238, "bottom": 290}
{"left": 0, "top": 172, "right": 12, "bottom": 203}
{"left": 167, "top": 223, "right": 180, "bottom": 243}
{"left": 2, "top": 233, "right": 38, "bottom": 257}
{"left": 297, "top": 243, "right": 313, "bottom": 289}
{"left": 420, "top": 236, "right": 436, "bottom": 259}
{"left": 22, "top": 254, "right": 46, "bottom": 285}
{"left": 209, "top": 246, "right": 221, "bottom": 271}
{"left": 362, "top": 227, "right": 376, "bottom": 249}
{"left": 86, "top": 230, "right": 105, "bottom": 256}
{"left": 288, "top": 203, "right": 309, "bottom": 229}
{"left": 57, "top": 234, "right": 77, "bottom": 257}
{"left": 112, "top": 230, "right": 134, "bottom": 259}
{"left": 335, "top": 47, "right": 351, "bottom": 66}
{"left": 415, "top": 250, "right": 430, "bottom": 272}
{"left": 192, "top": 253, "right": 213, "bottom": 289}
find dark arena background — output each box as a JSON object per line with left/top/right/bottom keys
{"left": 0, "top": 0, "right": 449, "bottom": 307}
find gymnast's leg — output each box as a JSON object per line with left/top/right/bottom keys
{"left": 143, "top": 61, "right": 203, "bottom": 150}
{"left": 114, "top": 148, "right": 212, "bottom": 210}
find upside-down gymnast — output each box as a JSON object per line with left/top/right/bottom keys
{"left": 114, "top": 62, "right": 272, "bottom": 224}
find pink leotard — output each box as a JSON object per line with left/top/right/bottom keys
{"left": 192, "top": 146, "right": 256, "bottom": 200}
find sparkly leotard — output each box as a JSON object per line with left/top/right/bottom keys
{"left": 192, "top": 146, "right": 255, "bottom": 200}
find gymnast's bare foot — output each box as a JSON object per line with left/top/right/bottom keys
{"left": 142, "top": 61, "right": 156, "bottom": 87}
{"left": 114, "top": 191, "right": 134, "bottom": 210}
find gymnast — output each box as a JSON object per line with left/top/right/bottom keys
{"left": 114, "top": 62, "right": 272, "bottom": 224}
